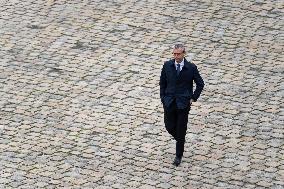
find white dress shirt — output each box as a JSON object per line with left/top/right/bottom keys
{"left": 175, "top": 58, "right": 184, "bottom": 71}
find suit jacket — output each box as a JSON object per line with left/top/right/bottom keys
{"left": 159, "top": 58, "right": 204, "bottom": 109}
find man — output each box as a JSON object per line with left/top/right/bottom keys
{"left": 159, "top": 44, "right": 204, "bottom": 166}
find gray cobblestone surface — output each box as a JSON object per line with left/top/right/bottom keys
{"left": 0, "top": 0, "right": 283, "bottom": 188}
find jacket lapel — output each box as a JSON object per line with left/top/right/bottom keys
{"left": 170, "top": 60, "right": 178, "bottom": 78}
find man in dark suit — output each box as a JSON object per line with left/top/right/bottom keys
{"left": 159, "top": 44, "right": 204, "bottom": 166}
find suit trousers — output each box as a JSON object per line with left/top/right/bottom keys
{"left": 164, "top": 100, "right": 190, "bottom": 158}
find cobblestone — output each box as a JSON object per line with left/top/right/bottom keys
{"left": 0, "top": 0, "right": 283, "bottom": 188}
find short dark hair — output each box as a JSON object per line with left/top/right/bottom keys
{"left": 174, "top": 44, "right": 185, "bottom": 53}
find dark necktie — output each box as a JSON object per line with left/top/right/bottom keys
{"left": 177, "top": 63, "right": 180, "bottom": 76}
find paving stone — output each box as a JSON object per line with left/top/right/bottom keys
{"left": 0, "top": 0, "right": 283, "bottom": 188}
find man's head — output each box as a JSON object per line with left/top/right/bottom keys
{"left": 173, "top": 44, "right": 185, "bottom": 63}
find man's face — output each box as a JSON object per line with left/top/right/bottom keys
{"left": 173, "top": 48, "right": 185, "bottom": 63}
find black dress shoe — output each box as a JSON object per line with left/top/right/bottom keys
{"left": 173, "top": 156, "right": 182, "bottom": 166}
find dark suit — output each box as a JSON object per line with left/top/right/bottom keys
{"left": 159, "top": 58, "right": 204, "bottom": 158}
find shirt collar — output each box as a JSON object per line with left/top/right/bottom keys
{"left": 175, "top": 58, "right": 184, "bottom": 66}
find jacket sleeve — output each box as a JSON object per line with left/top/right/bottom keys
{"left": 192, "top": 65, "right": 204, "bottom": 102}
{"left": 159, "top": 63, "right": 167, "bottom": 102}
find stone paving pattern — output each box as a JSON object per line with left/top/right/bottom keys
{"left": 0, "top": 0, "right": 283, "bottom": 188}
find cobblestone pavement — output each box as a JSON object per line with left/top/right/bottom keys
{"left": 0, "top": 0, "right": 283, "bottom": 188}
